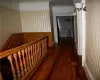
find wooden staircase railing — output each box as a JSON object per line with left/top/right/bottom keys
{"left": 0, "top": 36, "right": 48, "bottom": 80}
{"left": 0, "top": 33, "right": 25, "bottom": 51}
{"left": 0, "top": 32, "right": 52, "bottom": 51}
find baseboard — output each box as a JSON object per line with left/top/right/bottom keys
{"left": 84, "top": 61, "right": 94, "bottom": 80}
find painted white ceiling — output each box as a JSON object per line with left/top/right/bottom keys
{"left": 50, "top": 0, "right": 74, "bottom": 6}
{"left": 19, "top": 0, "right": 81, "bottom": 2}
{"left": 19, "top": 0, "right": 75, "bottom": 5}
{"left": 19, "top": 0, "right": 71, "bottom": 1}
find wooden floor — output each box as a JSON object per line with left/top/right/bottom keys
{"left": 49, "top": 41, "right": 74, "bottom": 80}
{"left": 30, "top": 40, "right": 87, "bottom": 80}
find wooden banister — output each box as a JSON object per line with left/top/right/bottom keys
{"left": 0, "top": 32, "right": 52, "bottom": 52}
{"left": 0, "top": 36, "right": 48, "bottom": 80}
{"left": 0, "top": 36, "right": 47, "bottom": 59}
{"left": 1, "top": 33, "right": 25, "bottom": 51}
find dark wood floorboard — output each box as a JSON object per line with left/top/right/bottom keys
{"left": 30, "top": 40, "right": 87, "bottom": 80}
{"left": 30, "top": 44, "right": 60, "bottom": 80}
{"left": 49, "top": 41, "right": 74, "bottom": 80}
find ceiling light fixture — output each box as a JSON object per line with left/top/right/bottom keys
{"left": 74, "top": 3, "right": 86, "bottom": 11}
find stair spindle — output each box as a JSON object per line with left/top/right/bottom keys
{"left": 35, "top": 44, "right": 37, "bottom": 64}
{"left": 37, "top": 43, "right": 39, "bottom": 61}
{"left": 22, "top": 50, "right": 27, "bottom": 75}
{"left": 33, "top": 45, "right": 35, "bottom": 66}
{"left": 38, "top": 42, "right": 41, "bottom": 58}
{"left": 18, "top": 51, "right": 24, "bottom": 78}
{"left": 25, "top": 48, "right": 29, "bottom": 71}
{"left": 38, "top": 43, "right": 41, "bottom": 59}
{"left": 8, "top": 55, "right": 17, "bottom": 80}
{"left": 13, "top": 53, "right": 21, "bottom": 80}
{"left": 28, "top": 47, "right": 32, "bottom": 69}
{"left": 42, "top": 41, "right": 44, "bottom": 55}
{"left": 31, "top": 46, "right": 34, "bottom": 67}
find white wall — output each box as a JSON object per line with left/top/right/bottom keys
{"left": 19, "top": 1, "right": 51, "bottom": 32}
{"left": 76, "top": 10, "right": 82, "bottom": 56}
{"left": 74, "top": 15, "right": 78, "bottom": 49}
{"left": 0, "top": 0, "right": 20, "bottom": 10}
{"left": 52, "top": 6, "right": 75, "bottom": 43}
{"left": 20, "top": 11, "right": 51, "bottom": 32}
{"left": 19, "top": 1, "right": 49, "bottom": 11}
{"left": 0, "top": 0, "right": 22, "bottom": 48}
{"left": 0, "top": 11, "right": 1, "bottom": 48}
{"left": 52, "top": 6, "right": 75, "bottom": 14}
{"left": 84, "top": 0, "right": 100, "bottom": 79}
{"left": 75, "top": 0, "right": 86, "bottom": 66}
{"left": 81, "top": 0, "right": 86, "bottom": 66}
{"left": 52, "top": 15, "right": 58, "bottom": 42}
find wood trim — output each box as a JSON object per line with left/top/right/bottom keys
{"left": 0, "top": 36, "right": 48, "bottom": 80}
{"left": 22, "top": 32, "right": 52, "bottom": 47}
{"left": 0, "top": 36, "right": 47, "bottom": 59}
{"left": 0, "top": 32, "right": 52, "bottom": 51}
{"left": 1, "top": 33, "right": 25, "bottom": 51}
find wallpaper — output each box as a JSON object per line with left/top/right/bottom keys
{"left": 20, "top": 10, "right": 51, "bottom": 32}
{"left": 86, "top": 0, "right": 100, "bottom": 79}
{"left": 0, "top": 11, "right": 1, "bottom": 48}
{"left": 0, "top": 6, "right": 22, "bottom": 48}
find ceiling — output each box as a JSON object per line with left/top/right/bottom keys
{"left": 19, "top": 0, "right": 75, "bottom": 5}
{"left": 19, "top": 0, "right": 50, "bottom": 2}
{"left": 50, "top": 0, "right": 81, "bottom": 6}
{"left": 50, "top": 0, "right": 74, "bottom": 6}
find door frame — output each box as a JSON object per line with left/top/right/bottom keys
{"left": 52, "top": 12, "right": 76, "bottom": 43}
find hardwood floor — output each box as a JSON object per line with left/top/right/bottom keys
{"left": 49, "top": 42, "right": 74, "bottom": 80}
{"left": 30, "top": 40, "right": 87, "bottom": 80}
{"left": 30, "top": 44, "right": 60, "bottom": 80}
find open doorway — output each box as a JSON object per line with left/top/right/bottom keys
{"left": 56, "top": 16, "right": 74, "bottom": 43}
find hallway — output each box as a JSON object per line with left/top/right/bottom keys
{"left": 30, "top": 40, "right": 80, "bottom": 80}
{"left": 49, "top": 41, "right": 75, "bottom": 80}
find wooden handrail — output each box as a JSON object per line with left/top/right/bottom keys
{"left": 0, "top": 36, "right": 48, "bottom": 80}
{"left": 0, "top": 32, "right": 52, "bottom": 51}
{"left": 1, "top": 33, "right": 25, "bottom": 51}
{"left": 0, "top": 36, "right": 47, "bottom": 59}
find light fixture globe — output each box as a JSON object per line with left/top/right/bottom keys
{"left": 74, "top": 3, "right": 83, "bottom": 11}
